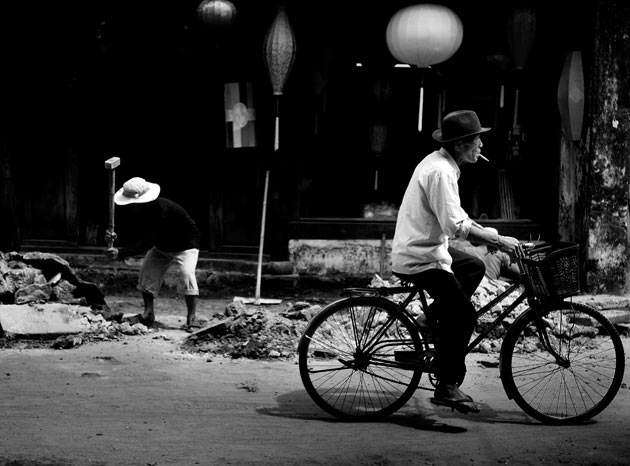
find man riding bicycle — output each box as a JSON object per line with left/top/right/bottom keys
{"left": 391, "top": 110, "right": 521, "bottom": 413}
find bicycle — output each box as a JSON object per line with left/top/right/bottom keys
{"left": 297, "top": 242, "right": 626, "bottom": 425}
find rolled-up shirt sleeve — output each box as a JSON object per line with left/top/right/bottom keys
{"left": 427, "top": 169, "right": 472, "bottom": 240}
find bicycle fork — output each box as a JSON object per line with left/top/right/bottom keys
{"left": 531, "top": 305, "right": 570, "bottom": 368}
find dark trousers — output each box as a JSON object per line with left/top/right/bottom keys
{"left": 396, "top": 247, "right": 485, "bottom": 385}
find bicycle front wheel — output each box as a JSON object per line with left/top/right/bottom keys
{"left": 298, "top": 296, "right": 424, "bottom": 420}
{"left": 500, "top": 301, "right": 625, "bottom": 424}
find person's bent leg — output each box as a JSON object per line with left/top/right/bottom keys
{"left": 172, "top": 248, "right": 200, "bottom": 326}
{"left": 184, "top": 295, "right": 197, "bottom": 326}
{"left": 142, "top": 291, "right": 155, "bottom": 324}
{"left": 410, "top": 269, "right": 477, "bottom": 386}
{"left": 138, "top": 247, "right": 171, "bottom": 323}
{"left": 449, "top": 246, "right": 486, "bottom": 298}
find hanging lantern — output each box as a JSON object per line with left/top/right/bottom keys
{"left": 372, "top": 77, "right": 393, "bottom": 107}
{"left": 369, "top": 123, "right": 388, "bottom": 191}
{"left": 197, "top": 0, "right": 237, "bottom": 28}
{"left": 506, "top": 7, "right": 536, "bottom": 154}
{"left": 263, "top": 7, "right": 297, "bottom": 99}
{"left": 557, "top": 51, "right": 584, "bottom": 141}
{"left": 386, "top": 5, "right": 463, "bottom": 131}
{"left": 506, "top": 7, "right": 537, "bottom": 70}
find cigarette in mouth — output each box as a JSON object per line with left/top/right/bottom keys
{"left": 478, "top": 154, "right": 489, "bottom": 162}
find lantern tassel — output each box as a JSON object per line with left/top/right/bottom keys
{"left": 417, "top": 69, "right": 425, "bottom": 132}
{"left": 274, "top": 96, "right": 281, "bottom": 151}
{"left": 418, "top": 86, "right": 424, "bottom": 132}
{"left": 513, "top": 88, "right": 520, "bottom": 127}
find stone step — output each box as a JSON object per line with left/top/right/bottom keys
{"left": 51, "top": 251, "right": 294, "bottom": 275}
{"left": 51, "top": 252, "right": 298, "bottom": 297}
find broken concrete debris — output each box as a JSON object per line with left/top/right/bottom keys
{"left": 0, "top": 250, "right": 128, "bottom": 345}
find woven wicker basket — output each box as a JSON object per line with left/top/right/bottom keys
{"left": 521, "top": 242, "right": 580, "bottom": 299}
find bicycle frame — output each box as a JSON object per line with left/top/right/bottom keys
{"left": 358, "top": 278, "right": 529, "bottom": 356}
{"left": 466, "top": 280, "right": 526, "bottom": 353}
{"left": 346, "top": 245, "right": 571, "bottom": 365}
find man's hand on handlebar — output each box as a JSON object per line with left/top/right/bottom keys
{"left": 497, "top": 235, "right": 521, "bottom": 255}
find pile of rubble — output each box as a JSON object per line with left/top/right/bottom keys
{"left": 0, "top": 251, "right": 150, "bottom": 348}
{"left": 0, "top": 251, "right": 532, "bottom": 356}
{"left": 182, "top": 299, "right": 321, "bottom": 359}
{"left": 182, "top": 274, "right": 527, "bottom": 359}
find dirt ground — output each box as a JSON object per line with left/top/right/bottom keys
{"left": 0, "top": 293, "right": 629, "bottom": 466}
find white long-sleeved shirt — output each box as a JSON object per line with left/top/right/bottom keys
{"left": 391, "top": 148, "right": 473, "bottom": 274}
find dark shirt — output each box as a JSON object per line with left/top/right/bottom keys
{"left": 119, "top": 197, "right": 201, "bottom": 259}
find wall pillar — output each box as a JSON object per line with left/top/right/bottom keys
{"left": 586, "top": 2, "right": 630, "bottom": 293}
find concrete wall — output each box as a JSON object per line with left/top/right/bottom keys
{"left": 288, "top": 239, "right": 392, "bottom": 282}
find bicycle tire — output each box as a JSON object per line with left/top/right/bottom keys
{"left": 500, "top": 301, "right": 625, "bottom": 424}
{"left": 298, "top": 296, "right": 425, "bottom": 420}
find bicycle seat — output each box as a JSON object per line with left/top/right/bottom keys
{"left": 391, "top": 272, "right": 423, "bottom": 289}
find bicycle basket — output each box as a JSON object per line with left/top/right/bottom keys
{"left": 521, "top": 242, "right": 580, "bottom": 299}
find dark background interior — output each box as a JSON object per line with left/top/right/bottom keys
{"left": 0, "top": 1, "right": 591, "bottom": 252}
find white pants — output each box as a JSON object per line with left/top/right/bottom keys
{"left": 138, "top": 247, "right": 199, "bottom": 297}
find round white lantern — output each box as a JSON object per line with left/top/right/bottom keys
{"left": 386, "top": 4, "right": 463, "bottom": 131}
{"left": 386, "top": 4, "right": 463, "bottom": 68}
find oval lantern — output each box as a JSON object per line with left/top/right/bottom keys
{"left": 386, "top": 4, "right": 463, "bottom": 131}
{"left": 263, "top": 6, "right": 297, "bottom": 98}
{"left": 196, "top": 0, "right": 237, "bottom": 28}
{"left": 263, "top": 6, "right": 297, "bottom": 149}
{"left": 557, "top": 50, "right": 584, "bottom": 141}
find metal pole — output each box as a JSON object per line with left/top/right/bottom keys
{"left": 255, "top": 169, "right": 270, "bottom": 304}
{"left": 104, "top": 157, "right": 121, "bottom": 249}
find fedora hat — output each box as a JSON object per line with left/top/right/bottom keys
{"left": 432, "top": 110, "right": 491, "bottom": 143}
{"left": 114, "top": 177, "right": 160, "bottom": 205}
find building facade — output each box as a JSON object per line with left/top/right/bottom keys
{"left": 1, "top": 1, "right": 629, "bottom": 293}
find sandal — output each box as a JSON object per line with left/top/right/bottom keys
{"left": 124, "top": 314, "right": 155, "bottom": 327}
{"left": 181, "top": 318, "right": 210, "bottom": 332}
{"left": 430, "top": 397, "right": 480, "bottom": 414}
{"left": 431, "top": 383, "right": 480, "bottom": 414}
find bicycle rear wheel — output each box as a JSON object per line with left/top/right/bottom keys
{"left": 298, "top": 296, "right": 424, "bottom": 420}
{"left": 500, "top": 301, "right": 625, "bottom": 424}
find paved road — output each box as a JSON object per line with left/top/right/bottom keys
{"left": 0, "top": 316, "right": 628, "bottom": 466}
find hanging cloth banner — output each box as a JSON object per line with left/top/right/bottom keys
{"left": 224, "top": 82, "right": 257, "bottom": 148}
